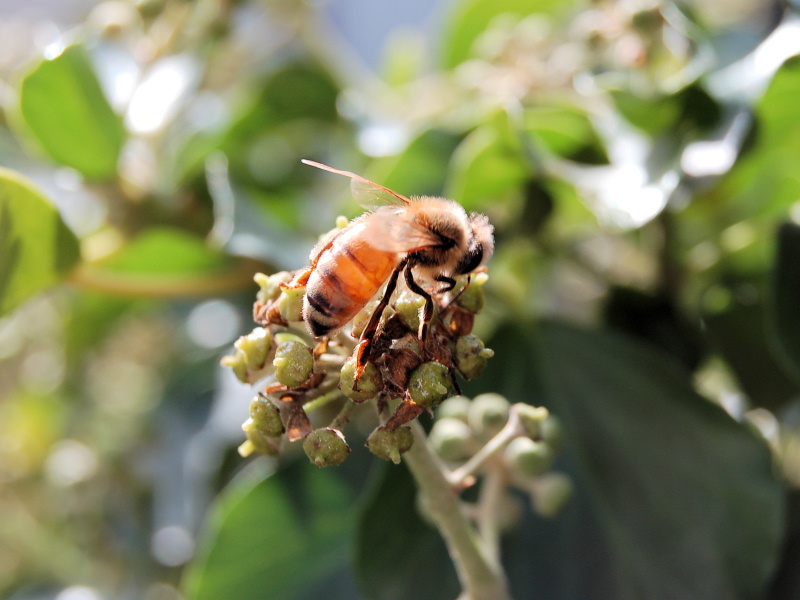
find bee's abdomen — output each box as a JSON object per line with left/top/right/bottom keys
{"left": 303, "top": 240, "right": 396, "bottom": 337}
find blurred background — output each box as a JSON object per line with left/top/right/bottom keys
{"left": 2, "top": 0, "right": 800, "bottom": 599}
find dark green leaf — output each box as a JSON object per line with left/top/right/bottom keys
{"left": 183, "top": 461, "right": 358, "bottom": 600}
{"left": 0, "top": 167, "right": 80, "bottom": 316}
{"left": 19, "top": 45, "right": 125, "bottom": 180}
{"left": 355, "top": 462, "right": 460, "bottom": 600}
{"left": 770, "top": 221, "right": 800, "bottom": 381}
{"left": 525, "top": 104, "right": 608, "bottom": 164}
{"left": 535, "top": 321, "right": 784, "bottom": 600}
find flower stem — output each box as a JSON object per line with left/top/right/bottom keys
{"left": 403, "top": 420, "right": 512, "bottom": 600}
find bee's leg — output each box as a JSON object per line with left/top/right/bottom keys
{"left": 354, "top": 258, "right": 408, "bottom": 383}
{"left": 404, "top": 268, "right": 434, "bottom": 345}
{"left": 434, "top": 274, "right": 457, "bottom": 294}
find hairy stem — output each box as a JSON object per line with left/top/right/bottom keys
{"left": 404, "top": 420, "right": 512, "bottom": 600}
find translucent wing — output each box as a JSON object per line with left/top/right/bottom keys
{"left": 301, "top": 159, "right": 411, "bottom": 208}
{"left": 357, "top": 207, "right": 443, "bottom": 254}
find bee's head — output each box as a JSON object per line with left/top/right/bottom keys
{"left": 455, "top": 213, "right": 494, "bottom": 275}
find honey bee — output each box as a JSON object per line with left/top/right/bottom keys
{"left": 290, "top": 159, "right": 494, "bottom": 374}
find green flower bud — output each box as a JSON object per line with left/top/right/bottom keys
{"left": 455, "top": 334, "right": 494, "bottom": 380}
{"left": 278, "top": 286, "right": 305, "bottom": 323}
{"left": 255, "top": 271, "right": 291, "bottom": 304}
{"left": 532, "top": 473, "right": 573, "bottom": 517}
{"left": 456, "top": 273, "right": 487, "bottom": 313}
{"left": 241, "top": 419, "right": 280, "bottom": 456}
{"left": 366, "top": 426, "right": 414, "bottom": 464}
{"left": 273, "top": 340, "right": 314, "bottom": 388}
{"left": 429, "top": 417, "right": 474, "bottom": 462}
{"left": 249, "top": 396, "right": 284, "bottom": 437}
{"left": 234, "top": 327, "right": 273, "bottom": 371}
{"left": 220, "top": 350, "right": 249, "bottom": 383}
{"left": 468, "top": 393, "right": 510, "bottom": 438}
{"left": 394, "top": 294, "right": 425, "bottom": 332}
{"left": 303, "top": 428, "right": 350, "bottom": 467}
{"left": 514, "top": 404, "right": 549, "bottom": 439}
{"left": 504, "top": 436, "right": 553, "bottom": 479}
{"left": 408, "top": 362, "right": 453, "bottom": 408}
{"left": 436, "top": 395, "right": 471, "bottom": 423}
{"left": 539, "top": 415, "right": 565, "bottom": 452}
{"left": 340, "top": 357, "right": 383, "bottom": 402}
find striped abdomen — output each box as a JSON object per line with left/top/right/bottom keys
{"left": 303, "top": 223, "right": 399, "bottom": 337}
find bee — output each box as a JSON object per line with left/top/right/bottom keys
{"left": 290, "top": 159, "right": 494, "bottom": 376}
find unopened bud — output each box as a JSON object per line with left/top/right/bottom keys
{"left": 394, "top": 294, "right": 425, "bottom": 333}
{"left": 273, "top": 340, "right": 314, "bottom": 388}
{"left": 455, "top": 334, "right": 494, "bottom": 380}
{"left": 532, "top": 473, "right": 573, "bottom": 517}
{"left": 340, "top": 357, "right": 383, "bottom": 402}
{"left": 303, "top": 428, "right": 350, "bottom": 467}
{"left": 249, "top": 396, "right": 284, "bottom": 437}
{"left": 514, "top": 404, "right": 549, "bottom": 439}
{"left": 429, "top": 417, "right": 474, "bottom": 462}
{"left": 366, "top": 426, "right": 414, "bottom": 464}
{"left": 408, "top": 362, "right": 453, "bottom": 408}
{"left": 234, "top": 327, "right": 273, "bottom": 371}
{"left": 255, "top": 271, "right": 291, "bottom": 304}
{"left": 468, "top": 393, "right": 510, "bottom": 438}
{"left": 220, "top": 350, "right": 248, "bottom": 383}
{"left": 504, "top": 436, "right": 553, "bottom": 479}
{"left": 456, "top": 273, "right": 487, "bottom": 313}
{"left": 539, "top": 415, "right": 565, "bottom": 451}
{"left": 241, "top": 419, "right": 279, "bottom": 456}
{"left": 278, "top": 287, "right": 305, "bottom": 323}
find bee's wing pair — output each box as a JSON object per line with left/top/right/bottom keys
{"left": 302, "top": 159, "right": 444, "bottom": 254}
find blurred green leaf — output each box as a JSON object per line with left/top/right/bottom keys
{"left": 446, "top": 111, "right": 529, "bottom": 209}
{"left": 440, "top": 0, "right": 572, "bottom": 69}
{"left": 96, "top": 227, "right": 227, "bottom": 275}
{"left": 355, "top": 463, "right": 459, "bottom": 600}
{"left": 525, "top": 104, "right": 608, "bottom": 164}
{"left": 19, "top": 45, "right": 125, "bottom": 180}
{"left": 535, "top": 321, "right": 784, "bottom": 600}
{"left": 610, "top": 90, "right": 682, "bottom": 135}
{"left": 770, "top": 222, "right": 800, "bottom": 382}
{"left": 183, "top": 461, "right": 358, "bottom": 600}
{"left": 0, "top": 167, "right": 80, "bottom": 316}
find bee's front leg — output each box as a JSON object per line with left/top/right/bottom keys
{"left": 404, "top": 268, "right": 434, "bottom": 352}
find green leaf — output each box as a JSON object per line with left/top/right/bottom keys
{"left": 0, "top": 167, "right": 80, "bottom": 316}
{"left": 440, "top": 0, "right": 573, "bottom": 69}
{"left": 525, "top": 104, "right": 608, "bottom": 164}
{"left": 183, "top": 461, "right": 358, "bottom": 600}
{"left": 770, "top": 221, "right": 800, "bottom": 382}
{"left": 535, "top": 321, "right": 784, "bottom": 600}
{"left": 355, "top": 463, "right": 460, "bottom": 600}
{"left": 19, "top": 45, "right": 125, "bottom": 180}
{"left": 446, "top": 111, "right": 529, "bottom": 209}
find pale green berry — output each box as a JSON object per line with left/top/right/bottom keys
{"left": 468, "top": 393, "right": 510, "bottom": 438}
{"left": 394, "top": 294, "right": 425, "bottom": 332}
{"left": 273, "top": 340, "right": 314, "bottom": 388}
{"left": 436, "top": 396, "right": 471, "bottom": 423}
{"left": 220, "top": 350, "right": 248, "bottom": 383}
{"left": 504, "top": 436, "right": 553, "bottom": 478}
{"left": 366, "top": 426, "right": 414, "bottom": 464}
{"left": 408, "top": 362, "right": 453, "bottom": 408}
{"left": 241, "top": 419, "right": 279, "bottom": 456}
{"left": 455, "top": 334, "right": 494, "bottom": 380}
{"left": 340, "top": 357, "right": 382, "bottom": 402}
{"left": 514, "top": 404, "right": 549, "bottom": 439}
{"left": 303, "top": 428, "right": 350, "bottom": 467}
{"left": 532, "top": 473, "right": 573, "bottom": 517}
{"left": 539, "top": 415, "right": 565, "bottom": 451}
{"left": 429, "top": 417, "right": 474, "bottom": 462}
{"left": 278, "top": 286, "right": 305, "bottom": 322}
{"left": 249, "top": 396, "right": 284, "bottom": 437}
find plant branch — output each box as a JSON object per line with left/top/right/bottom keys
{"left": 403, "top": 420, "right": 512, "bottom": 600}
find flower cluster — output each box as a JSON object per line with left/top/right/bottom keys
{"left": 222, "top": 250, "right": 494, "bottom": 466}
